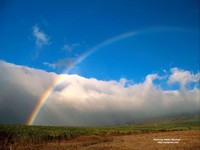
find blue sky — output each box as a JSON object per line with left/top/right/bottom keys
{"left": 0, "top": 0, "right": 199, "bottom": 82}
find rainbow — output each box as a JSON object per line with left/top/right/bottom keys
{"left": 27, "top": 27, "right": 193, "bottom": 125}
{"left": 27, "top": 31, "right": 140, "bottom": 125}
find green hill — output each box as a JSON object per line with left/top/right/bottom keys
{"left": 0, "top": 114, "right": 199, "bottom": 149}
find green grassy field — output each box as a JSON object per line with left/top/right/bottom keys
{"left": 0, "top": 117, "right": 199, "bottom": 147}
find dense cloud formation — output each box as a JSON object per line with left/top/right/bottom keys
{"left": 0, "top": 60, "right": 199, "bottom": 126}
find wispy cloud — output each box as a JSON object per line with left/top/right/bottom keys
{"left": 43, "top": 62, "right": 56, "bottom": 69}
{"left": 33, "top": 24, "right": 50, "bottom": 48}
{"left": 43, "top": 58, "right": 76, "bottom": 70}
{"left": 62, "top": 44, "right": 72, "bottom": 52}
{"left": 0, "top": 60, "right": 199, "bottom": 125}
{"left": 62, "top": 43, "right": 80, "bottom": 52}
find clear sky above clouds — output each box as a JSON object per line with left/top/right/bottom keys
{"left": 0, "top": 0, "right": 199, "bottom": 125}
{"left": 0, "top": 0, "right": 199, "bottom": 81}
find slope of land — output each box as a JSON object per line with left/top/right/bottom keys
{"left": 0, "top": 116, "right": 199, "bottom": 149}
{"left": 29, "top": 130, "right": 200, "bottom": 150}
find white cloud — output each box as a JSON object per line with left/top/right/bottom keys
{"left": 62, "top": 43, "right": 80, "bottom": 52}
{"left": 0, "top": 60, "right": 55, "bottom": 124}
{"left": 0, "top": 60, "right": 199, "bottom": 125}
{"left": 62, "top": 44, "right": 72, "bottom": 52}
{"left": 33, "top": 24, "right": 50, "bottom": 47}
{"left": 43, "top": 58, "right": 76, "bottom": 69}
{"left": 168, "top": 67, "right": 200, "bottom": 89}
{"left": 43, "top": 62, "right": 56, "bottom": 69}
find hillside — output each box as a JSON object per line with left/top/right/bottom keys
{"left": 0, "top": 115, "right": 199, "bottom": 149}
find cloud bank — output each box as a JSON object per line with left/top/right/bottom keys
{"left": 0, "top": 60, "right": 199, "bottom": 126}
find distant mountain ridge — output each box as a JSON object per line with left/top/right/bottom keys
{"left": 127, "top": 111, "right": 200, "bottom": 125}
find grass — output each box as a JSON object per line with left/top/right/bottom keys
{"left": 0, "top": 117, "right": 199, "bottom": 148}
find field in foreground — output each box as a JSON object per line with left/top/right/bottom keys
{"left": 0, "top": 117, "right": 199, "bottom": 149}
{"left": 20, "top": 130, "right": 200, "bottom": 150}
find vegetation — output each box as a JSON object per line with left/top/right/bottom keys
{"left": 0, "top": 117, "right": 199, "bottom": 148}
